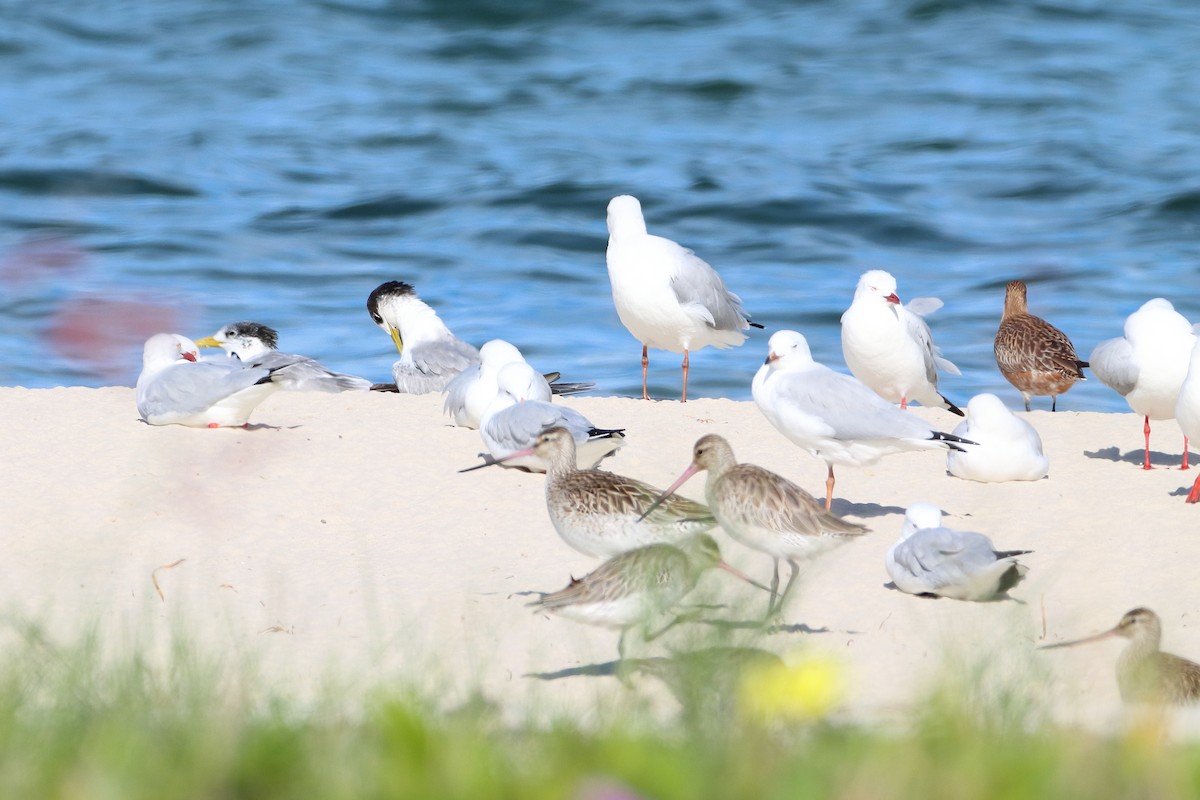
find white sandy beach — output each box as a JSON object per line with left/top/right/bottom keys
{"left": 3, "top": 386, "right": 1199, "bottom": 730}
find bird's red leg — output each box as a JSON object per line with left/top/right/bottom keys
{"left": 1182, "top": 436, "right": 1191, "bottom": 471}
{"left": 1187, "top": 473, "right": 1200, "bottom": 504}
{"left": 824, "top": 465, "right": 835, "bottom": 512}
{"left": 1143, "top": 416, "right": 1153, "bottom": 470}
{"left": 900, "top": 396, "right": 908, "bottom": 410}
{"left": 681, "top": 349, "right": 689, "bottom": 403}
{"left": 641, "top": 345, "right": 650, "bottom": 401}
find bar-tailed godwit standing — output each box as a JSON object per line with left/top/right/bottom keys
{"left": 1090, "top": 298, "right": 1197, "bottom": 470}
{"left": 195, "top": 321, "right": 373, "bottom": 392}
{"left": 946, "top": 393, "right": 1049, "bottom": 483}
{"left": 528, "top": 534, "right": 764, "bottom": 658}
{"left": 605, "top": 194, "right": 760, "bottom": 402}
{"left": 993, "top": 280, "right": 1087, "bottom": 411}
{"left": 641, "top": 434, "right": 867, "bottom": 615}
{"left": 752, "top": 330, "right": 975, "bottom": 511}
{"left": 136, "top": 333, "right": 294, "bottom": 427}
{"left": 840, "top": 270, "right": 962, "bottom": 414}
{"left": 886, "top": 503, "right": 1031, "bottom": 601}
{"left": 1176, "top": 339, "right": 1200, "bottom": 502}
{"left": 1041, "top": 608, "right": 1200, "bottom": 704}
{"left": 366, "top": 280, "right": 480, "bottom": 394}
{"left": 464, "top": 426, "right": 715, "bottom": 557}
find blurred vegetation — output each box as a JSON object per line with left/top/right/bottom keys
{"left": 2, "top": 621, "right": 1200, "bottom": 799}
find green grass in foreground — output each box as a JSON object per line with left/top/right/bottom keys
{"left": 2, "top": 629, "right": 1200, "bottom": 799}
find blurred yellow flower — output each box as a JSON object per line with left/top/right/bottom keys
{"left": 738, "top": 649, "right": 847, "bottom": 723}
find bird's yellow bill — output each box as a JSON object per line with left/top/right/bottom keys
{"left": 194, "top": 336, "right": 221, "bottom": 348}
{"left": 389, "top": 326, "right": 404, "bottom": 355}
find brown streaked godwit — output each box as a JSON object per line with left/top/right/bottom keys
{"left": 993, "top": 279, "right": 1087, "bottom": 412}
{"left": 1041, "top": 608, "right": 1200, "bottom": 705}
{"left": 886, "top": 503, "right": 1031, "bottom": 601}
{"left": 605, "top": 194, "right": 761, "bottom": 402}
{"left": 528, "top": 534, "right": 766, "bottom": 659}
{"left": 751, "top": 330, "right": 975, "bottom": 512}
{"left": 463, "top": 426, "right": 716, "bottom": 557}
{"left": 840, "top": 269, "right": 963, "bottom": 414}
{"left": 641, "top": 434, "right": 867, "bottom": 616}
{"left": 1090, "top": 298, "right": 1196, "bottom": 470}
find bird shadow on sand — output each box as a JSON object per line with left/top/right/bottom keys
{"left": 134, "top": 420, "right": 299, "bottom": 431}
{"left": 1083, "top": 446, "right": 1192, "bottom": 467}
{"left": 525, "top": 661, "right": 621, "bottom": 682}
{"left": 830, "top": 499, "right": 905, "bottom": 518}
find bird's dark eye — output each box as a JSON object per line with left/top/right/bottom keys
{"left": 372, "top": 314, "right": 383, "bottom": 323}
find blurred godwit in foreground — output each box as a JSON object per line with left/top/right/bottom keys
{"left": 528, "top": 534, "right": 766, "bottom": 658}
{"left": 752, "top": 330, "right": 975, "bottom": 511}
{"left": 993, "top": 280, "right": 1087, "bottom": 411}
{"left": 1040, "top": 608, "right": 1200, "bottom": 704}
{"left": 886, "top": 503, "right": 1031, "bottom": 601}
{"left": 840, "top": 269, "right": 962, "bottom": 413}
{"left": 1090, "top": 298, "right": 1196, "bottom": 470}
{"left": 605, "top": 194, "right": 761, "bottom": 402}
{"left": 642, "top": 434, "right": 867, "bottom": 615}
{"left": 462, "top": 426, "right": 715, "bottom": 557}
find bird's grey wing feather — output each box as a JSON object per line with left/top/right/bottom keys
{"left": 142, "top": 362, "right": 270, "bottom": 416}
{"left": 1089, "top": 336, "right": 1137, "bottom": 396}
{"left": 774, "top": 368, "right": 938, "bottom": 442}
{"left": 666, "top": 244, "right": 750, "bottom": 332}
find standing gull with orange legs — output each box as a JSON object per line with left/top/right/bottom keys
{"left": 840, "top": 269, "right": 962, "bottom": 414}
{"left": 1090, "top": 298, "right": 1196, "bottom": 470}
{"left": 752, "top": 330, "right": 974, "bottom": 512}
{"left": 641, "top": 434, "right": 866, "bottom": 615}
{"left": 604, "top": 194, "right": 761, "bottom": 402}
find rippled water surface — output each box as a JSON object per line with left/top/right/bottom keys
{"left": 3, "top": 0, "right": 1199, "bottom": 411}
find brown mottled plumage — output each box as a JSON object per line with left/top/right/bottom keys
{"left": 529, "top": 534, "right": 755, "bottom": 658}
{"left": 645, "top": 434, "right": 868, "bottom": 615}
{"left": 1041, "top": 608, "right": 1200, "bottom": 705}
{"left": 534, "top": 427, "right": 717, "bottom": 557}
{"left": 994, "top": 280, "right": 1088, "bottom": 411}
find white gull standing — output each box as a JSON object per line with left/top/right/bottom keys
{"left": 885, "top": 503, "right": 1031, "bottom": 601}
{"left": 195, "top": 321, "right": 373, "bottom": 393}
{"left": 366, "top": 280, "right": 480, "bottom": 394}
{"left": 946, "top": 393, "right": 1049, "bottom": 483}
{"left": 605, "top": 194, "right": 761, "bottom": 402}
{"left": 1089, "top": 298, "right": 1197, "bottom": 470}
{"left": 752, "top": 330, "right": 974, "bottom": 511}
{"left": 136, "top": 333, "right": 295, "bottom": 428}
{"left": 469, "top": 362, "right": 624, "bottom": 472}
{"left": 840, "top": 269, "right": 962, "bottom": 415}
{"left": 1175, "top": 340, "right": 1200, "bottom": 503}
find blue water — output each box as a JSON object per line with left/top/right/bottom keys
{"left": 3, "top": 0, "right": 1199, "bottom": 411}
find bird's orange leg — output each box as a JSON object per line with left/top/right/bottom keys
{"left": 641, "top": 345, "right": 650, "bottom": 401}
{"left": 1182, "top": 436, "right": 1191, "bottom": 471}
{"left": 824, "top": 465, "right": 835, "bottom": 512}
{"left": 1143, "top": 416, "right": 1153, "bottom": 470}
{"left": 1187, "top": 473, "right": 1200, "bottom": 504}
{"left": 900, "top": 396, "right": 908, "bottom": 410}
{"left": 681, "top": 349, "right": 689, "bottom": 403}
